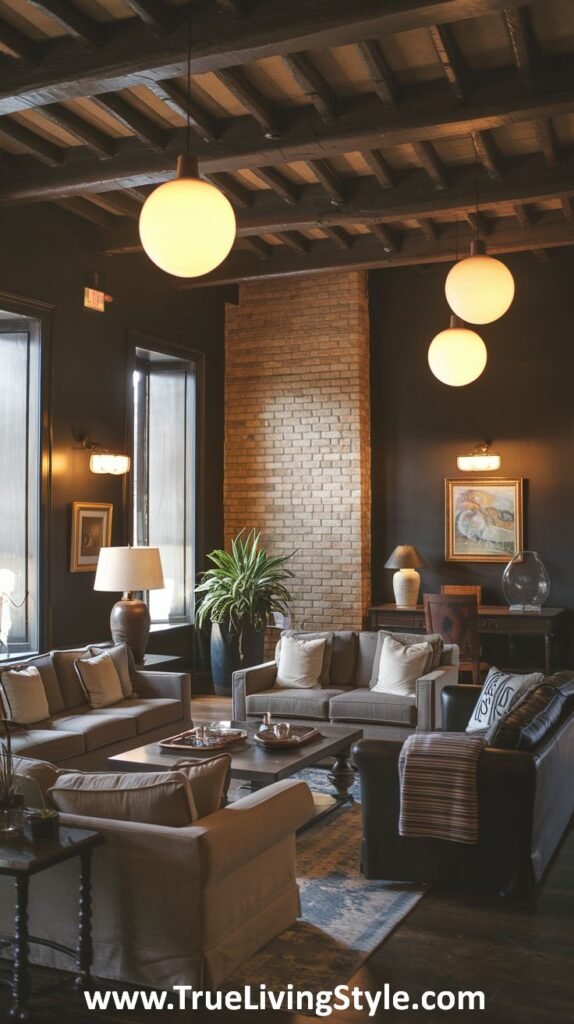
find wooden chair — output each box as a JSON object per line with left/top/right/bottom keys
{"left": 424, "top": 593, "right": 489, "bottom": 686}
{"left": 441, "top": 584, "right": 482, "bottom": 605}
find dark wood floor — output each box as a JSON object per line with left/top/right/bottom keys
{"left": 1, "top": 695, "right": 571, "bottom": 1023}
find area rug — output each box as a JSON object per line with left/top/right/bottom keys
{"left": 224, "top": 778, "right": 425, "bottom": 996}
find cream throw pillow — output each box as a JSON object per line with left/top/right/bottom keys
{"left": 0, "top": 666, "right": 50, "bottom": 724}
{"left": 49, "top": 770, "right": 198, "bottom": 825}
{"left": 275, "top": 635, "right": 326, "bottom": 689}
{"left": 372, "top": 635, "right": 432, "bottom": 696}
{"left": 74, "top": 651, "right": 123, "bottom": 709}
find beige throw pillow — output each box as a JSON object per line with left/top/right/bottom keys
{"left": 49, "top": 770, "right": 198, "bottom": 826}
{"left": 173, "top": 754, "right": 232, "bottom": 818}
{"left": 0, "top": 666, "right": 50, "bottom": 724}
{"left": 275, "top": 635, "right": 326, "bottom": 689}
{"left": 74, "top": 651, "right": 124, "bottom": 709}
{"left": 90, "top": 644, "right": 134, "bottom": 698}
{"left": 372, "top": 635, "right": 432, "bottom": 696}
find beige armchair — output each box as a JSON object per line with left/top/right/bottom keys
{"left": 0, "top": 780, "right": 314, "bottom": 990}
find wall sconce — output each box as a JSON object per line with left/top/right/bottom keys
{"left": 457, "top": 440, "right": 501, "bottom": 472}
{"left": 82, "top": 437, "right": 130, "bottom": 475}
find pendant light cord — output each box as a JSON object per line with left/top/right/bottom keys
{"left": 186, "top": 7, "right": 192, "bottom": 155}
{"left": 472, "top": 135, "right": 480, "bottom": 241}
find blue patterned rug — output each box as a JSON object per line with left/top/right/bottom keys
{"left": 225, "top": 766, "right": 425, "bottom": 995}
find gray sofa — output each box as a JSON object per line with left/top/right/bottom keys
{"left": 1, "top": 643, "right": 190, "bottom": 769}
{"left": 233, "top": 630, "right": 460, "bottom": 740}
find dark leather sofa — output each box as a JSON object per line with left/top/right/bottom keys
{"left": 352, "top": 683, "right": 574, "bottom": 890}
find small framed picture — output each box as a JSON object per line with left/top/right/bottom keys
{"left": 70, "top": 502, "right": 113, "bottom": 573}
{"left": 445, "top": 479, "right": 523, "bottom": 563}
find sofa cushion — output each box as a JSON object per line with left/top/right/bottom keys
{"left": 0, "top": 666, "right": 51, "bottom": 725}
{"left": 10, "top": 729, "right": 85, "bottom": 762}
{"left": 356, "top": 632, "right": 379, "bottom": 688}
{"left": 277, "top": 631, "right": 333, "bottom": 687}
{"left": 49, "top": 712, "right": 136, "bottom": 751}
{"left": 1, "top": 654, "right": 65, "bottom": 714}
{"left": 329, "top": 632, "right": 359, "bottom": 688}
{"left": 49, "top": 770, "right": 198, "bottom": 825}
{"left": 90, "top": 698, "right": 182, "bottom": 734}
{"left": 276, "top": 635, "right": 326, "bottom": 690}
{"left": 90, "top": 644, "right": 135, "bottom": 698}
{"left": 329, "top": 688, "right": 417, "bottom": 727}
{"left": 52, "top": 648, "right": 92, "bottom": 710}
{"left": 486, "top": 680, "right": 567, "bottom": 750}
{"left": 246, "top": 687, "right": 345, "bottom": 720}
{"left": 369, "top": 631, "right": 443, "bottom": 689}
{"left": 75, "top": 651, "right": 124, "bottom": 709}
{"left": 466, "top": 667, "right": 544, "bottom": 733}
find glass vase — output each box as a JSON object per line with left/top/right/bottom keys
{"left": 502, "top": 551, "right": 550, "bottom": 612}
{"left": 0, "top": 806, "right": 23, "bottom": 837}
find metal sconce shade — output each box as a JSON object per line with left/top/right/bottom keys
{"left": 90, "top": 452, "right": 130, "bottom": 475}
{"left": 457, "top": 440, "right": 501, "bottom": 472}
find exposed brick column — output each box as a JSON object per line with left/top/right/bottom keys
{"left": 224, "top": 271, "right": 371, "bottom": 634}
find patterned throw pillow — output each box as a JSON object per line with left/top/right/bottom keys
{"left": 487, "top": 681, "right": 567, "bottom": 750}
{"left": 466, "top": 667, "right": 543, "bottom": 733}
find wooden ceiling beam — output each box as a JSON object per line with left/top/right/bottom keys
{"left": 0, "top": 19, "right": 39, "bottom": 62}
{"left": 530, "top": 248, "right": 550, "bottom": 263}
{"left": 322, "top": 226, "right": 353, "bottom": 250}
{"left": 416, "top": 218, "right": 439, "bottom": 240}
{"left": 120, "top": 0, "right": 174, "bottom": 35}
{"left": 513, "top": 202, "right": 534, "bottom": 228}
{"left": 150, "top": 81, "right": 220, "bottom": 143}
{"left": 57, "top": 196, "right": 116, "bottom": 227}
{"left": 0, "top": 118, "right": 64, "bottom": 166}
{"left": 92, "top": 95, "right": 169, "bottom": 151}
{"left": 216, "top": 68, "right": 281, "bottom": 137}
{"left": 535, "top": 118, "right": 559, "bottom": 167}
{"left": 308, "top": 159, "right": 347, "bottom": 205}
{"left": 86, "top": 191, "right": 142, "bottom": 219}
{"left": 41, "top": 104, "right": 117, "bottom": 158}
{"left": 371, "top": 222, "right": 399, "bottom": 252}
{"left": 471, "top": 129, "right": 503, "bottom": 180}
{"left": 0, "top": 1, "right": 539, "bottom": 114}
{"left": 238, "top": 236, "right": 272, "bottom": 260}
{"left": 413, "top": 140, "right": 448, "bottom": 190}
{"left": 202, "top": 171, "right": 252, "bottom": 208}
{"left": 27, "top": 0, "right": 105, "bottom": 47}
{"left": 363, "top": 149, "right": 396, "bottom": 189}
{"left": 253, "top": 166, "right": 300, "bottom": 204}
{"left": 503, "top": 5, "right": 536, "bottom": 83}
{"left": 428, "top": 24, "right": 466, "bottom": 101}
{"left": 96, "top": 156, "right": 574, "bottom": 256}
{"left": 284, "top": 53, "right": 338, "bottom": 122}
{"left": 560, "top": 196, "right": 574, "bottom": 221}
{"left": 466, "top": 210, "right": 490, "bottom": 235}
{"left": 275, "top": 231, "right": 309, "bottom": 255}
{"left": 216, "top": 0, "right": 248, "bottom": 16}
{"left": 175, "top": 213, "right": 574, "bottom": 287}
{"left": 357, "top": 40, "right": 398, "bottom": 108}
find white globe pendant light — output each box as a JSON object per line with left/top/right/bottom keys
{"left": 428, "top": 314, "right": 487, "bottom": 387}
{"left": 139, "top": 154, "right": 236, "bottom": 278}
{"left": 445, "top": 238, "right": 514, "bottom": 325}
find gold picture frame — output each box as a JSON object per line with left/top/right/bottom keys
{"left": 445, "top": 479, "right": 523, "bottom": 563}
{"left": 70, "top": 502, "right": 113, "bottom": 573}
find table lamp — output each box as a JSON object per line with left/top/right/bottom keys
{"left": 384, "top": 545, "right": 427, "bottom": 609}
{"left": 94, "top": 546, "right": 164, "bottom": 664}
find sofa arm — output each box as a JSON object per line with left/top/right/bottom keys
{"left": 415, "top": 664, "right": 459, "bottom": 730}
{"left": 441, "top": 684, "right": 481, "bottom": 732}
{"left": 232, "top": 661, "right": 277, "bottom": 720}
{"left": 190, "top": 779, "right": 314, "bottom": 882}
{"left": 131, "top": 670, "right": 192, "bottom": 719}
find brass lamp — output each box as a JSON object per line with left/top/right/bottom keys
{"left": 94, "top": 546, "right": 164, "bottom": 664}
{"left": 384, "top": 545, "right": 427, "bottom": 609}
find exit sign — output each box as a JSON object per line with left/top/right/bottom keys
{"left": 84, "top": 287, "right": 106, "bottom": 312}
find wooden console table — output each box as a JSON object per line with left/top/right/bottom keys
{"left": 369, "top": 604, "right": 567, "bottom": 675}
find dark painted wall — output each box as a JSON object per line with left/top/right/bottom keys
{"left": 0, "top": 203, "right": 227, "bottom": 650}
{"left": 370, "top": 249, "right": 574, "bottom": 649}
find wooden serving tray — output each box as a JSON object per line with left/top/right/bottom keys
{"left": 254, "top": 725, "right": 322, "bottom": 749}
{"left": 159, "top": 726, "right": 247, "bottom": 753}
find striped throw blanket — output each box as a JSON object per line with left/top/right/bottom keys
{"left": 398, "top": 732, "right": 487, "bottom": 845}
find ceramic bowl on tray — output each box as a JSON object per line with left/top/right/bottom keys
{"left": 254, "top": 724, "right": 321, "bottom": 749}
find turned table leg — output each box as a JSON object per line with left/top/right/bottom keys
{"left": 75, "top": 849, "right": 94, "bottom": 991}
{"left": 10, "top": 876, "right": 30, "bottom": 1023}
{"left": 328, "top": 748, "right": 355, "bottom": 802}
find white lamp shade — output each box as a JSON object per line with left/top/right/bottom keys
{"left": 428, "top": 322, "right": 487, "bottom": 387}
{"left": 445, "top": 253, "right": 515, "bottom": 324}
{"left": 94, "top": 547, "right": 164, "bottom": 592}
{"left": 139, "top": 177, "right": 236, "bottom": 278}
{"left": 90, "top": 453, "right": 130, "bottom": 475}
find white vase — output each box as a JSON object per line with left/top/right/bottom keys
{"left": 393, "top": 569, "right": 421, "bottom": 608}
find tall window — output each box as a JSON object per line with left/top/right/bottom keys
{"left": 133, "top": 348, "right": 196, "bottom": 624}
{"left": 0, "top": 314, "right": 41, "bottom": 660}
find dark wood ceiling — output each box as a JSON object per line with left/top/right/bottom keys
{"left": 1, "top": 0, "right": 574, "bottom": 286}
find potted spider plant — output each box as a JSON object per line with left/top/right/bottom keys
{"left": 0, "top": 721, "right": 24, "bottom": 837}
{"left": 195, "top": 530, "right": 295, "bottom": 695}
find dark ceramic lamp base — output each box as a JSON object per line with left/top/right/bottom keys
{"left": 110, "top": 596, "right": 150, "bottom": 664}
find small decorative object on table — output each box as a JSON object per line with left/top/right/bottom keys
{"left": 502, "top": 550, "right": 551, "bottom": 612}
{"left": 159, "top": 724, "right": 247, "bottom": 752}
{"left": 258, "top": 711, "right": 273, "bottom": 733}
{"left": 0, "top": 721, "right": 23, "bottom": 837}
{"left": 254, "top": 724, "right": 322, "bottom": 749}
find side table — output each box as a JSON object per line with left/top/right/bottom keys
{"left": 0, "top": 826, "right": 103, "bottom": 1022}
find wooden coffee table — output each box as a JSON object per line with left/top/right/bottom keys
{"left": 109, "top": 721, "right": 363, "bottom": 826}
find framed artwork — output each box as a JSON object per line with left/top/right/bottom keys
{"left": 445, "top": 479, "right": 523, "bottom": 563}
{"left": 70, "top": 502, "right": 113, "bottom": 573}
